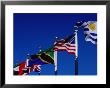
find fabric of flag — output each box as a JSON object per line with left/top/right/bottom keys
{"left": 28, "top": 48, "right": 54, "bottom": 66}
{"left": 22, "top": 65, "right": 41, "bottom": 74}
{"left": 38, "top": 51, "right": 54, "bottom": 64}
{"left": 38, "top": 47, "right": 54, "bottom": 64}
{"left": 13, "top": 65, "right": 19, "bottom": 75}
{"left": 21, "top": 64, "right": 41, "bottom": 75}
{"left": 54, "top": 34, "right": 76, "bottom": 54}
{"left": 18, "top": 62, "right": 26, "bottom": 75}
{"left": 13, "top": 62, "right": 32, "bottom": 75}
{"left": 13, "top": 61, "right": 41, "bottom": 75}
{"left": 22, "top": 67, "right": 32, "bottom": 75}
{"left": 76, "top": 21, "right": 97, "bottom": 44}
{"left": 83, "top": 21, "right": 97, "bottom": 44}
{"left": 33, "top": 65, "right": 41, "bottom": 72}
{"left": 28, "top": 55, "right": 48, "bottom": 66}
{"left": 13, "top": 62, "right": 26, "bottom": 75}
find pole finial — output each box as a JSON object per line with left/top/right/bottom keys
{"left": 39, "top": 49, "right": 42, "bottom": 52}
{"left": 74, "top": 26, "right": 78, "bottom": 32}
{"left": 27, "top": 53, "right": 29, "bottom": 55}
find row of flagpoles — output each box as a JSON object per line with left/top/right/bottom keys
{"left": 13, "top": 21, "right": 97, "bottom": 75}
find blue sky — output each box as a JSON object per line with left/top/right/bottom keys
{"left": 14, "top": 13, "right": 97, "bottom": 75}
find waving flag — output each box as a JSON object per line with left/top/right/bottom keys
{"left": 29, "top": 55, "right": 49, "bottom": 66}
{"left": 13, "top": 47, "right": 55, "bottom": 75}
{"left": 38, "top": 48, "right": 54, "bottom": 64}
{"left": 14, "top": 63, "right": 41, "bottom": 75}
{"left": 13, "top": 59, "right": 42, "bottom": 75}
{"left": 13, "top": 62, "right": 27, "bottom": 75}
{"left": 54, "top": 34, "right": 76, "bottom": 54}
{"left": 76, "top": 21, "right": 97, "bottom": 44}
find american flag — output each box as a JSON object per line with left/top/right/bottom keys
{"left": 54, "top": 34, "right": 76, "bottom": 54}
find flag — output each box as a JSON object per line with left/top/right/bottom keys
{"left": 22, "top": 64, "right": 41, "bottom": 74}
{"left": 13, "top": 47, "right": 55, "bottom": 75}
{"left": 38, "top": 48, "right": 54, "bottom": 64}
{"left": 28, "top": 55, "right": 49, "bottom": 66}
{"left": 76, "top": 21, "right": 97, "bottom": 44}
{"left": 83, "top": 21, "right": 97, "bottom": 44}
{"left": 13, "top": 61, "right": 41, "bottom": 75}
{"left": 13, "top": 65, "right": 19, "bottom": 75}
{"left": 33, "top": 65, "right": 41, "bottom": 72}
{"left": 28, "top": 47, "right": 54, "bottom": 67}
{"left": 13, "top": 62, "right": 26, "bottom": 75}
{"left": 22, "top": 67, "right": 32, "bottom": 75}
{"left": 54, "top": 34, "right": 76, "bottom": 54}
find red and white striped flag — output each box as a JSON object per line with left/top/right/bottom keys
{"left": 54, "top": 34, "right": 76, "bottom": 54}
{"left": 54, "top": 42, "right": 76, "bottom": 54}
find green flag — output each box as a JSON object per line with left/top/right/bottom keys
{"left": 37, "top": 47, "right": 54, "bottom": 64}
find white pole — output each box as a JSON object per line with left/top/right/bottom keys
{"left": 26, "top": 58, "right": 29, "bottom": 67}
{"left": 26, "top": 54, "right": 30, "bottom": 67}
{"left": 75, "top": 29, "right": 78, "bottom": 75}
{"left": 54, "top": 50, "right": 57, "bottom": 75}
{"left": 75, "top": 30, "right": 78, "bottom": 58}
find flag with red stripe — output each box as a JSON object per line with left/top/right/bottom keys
{"left": 54, "top": 34, "right": 76, "bottom": 54}
{"left": 13, "top": 62, "right": 41, "bottom": 75}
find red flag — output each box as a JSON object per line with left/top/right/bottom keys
{"left": 19, "top": 62, "right": 26, "bottom": 75}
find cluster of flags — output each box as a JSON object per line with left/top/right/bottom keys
{"left": 13, "top": 21, "right": 97, "bottom": 75}
{"left": 14, "top": 49, "right": 54, "bottom": 75}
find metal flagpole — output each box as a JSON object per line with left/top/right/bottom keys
{"left": 26, "top": 54, "right": 30, "bottom": 67}
{"left": 38, "top": 72, "right": 40, "bottom": 75}
{"left": 74, "top": 27, "right": 78, "bottom": 75}
{"left": 54, "top": 50, "right": 57, "bottom": 75}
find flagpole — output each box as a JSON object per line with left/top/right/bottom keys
{"left": 74, "top": 27, "right": 78, "bottom": 75}
{"left": 75, "top": 57, "right": 78, "bottom": 75}
{"left": 26, "top": 54, "right": 30, "bottom": 67}
{"left": 54, "top": 50, "right": 57, "bottom": 75}
{"left": 38, "top": 72, "right": 40, "bottom": 75}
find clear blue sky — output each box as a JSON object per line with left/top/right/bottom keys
{"left": 14, "top": 13, "right": 97, "bottom": 75}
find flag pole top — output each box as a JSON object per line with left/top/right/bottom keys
{"left": 74, "top": 26, "right": 78, "bottom": 32}
{"left": 39, "top": 49, "right": 42, "bottom": 52}
{"left": 55, "top": 36, "right": 58, "bottom": 39}
{"left": 27, "top": 53, "right": 30, "bottom": 56}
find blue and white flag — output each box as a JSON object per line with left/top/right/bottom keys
{"left": 76, "top": 21, "right": 97, "bottom": 44}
